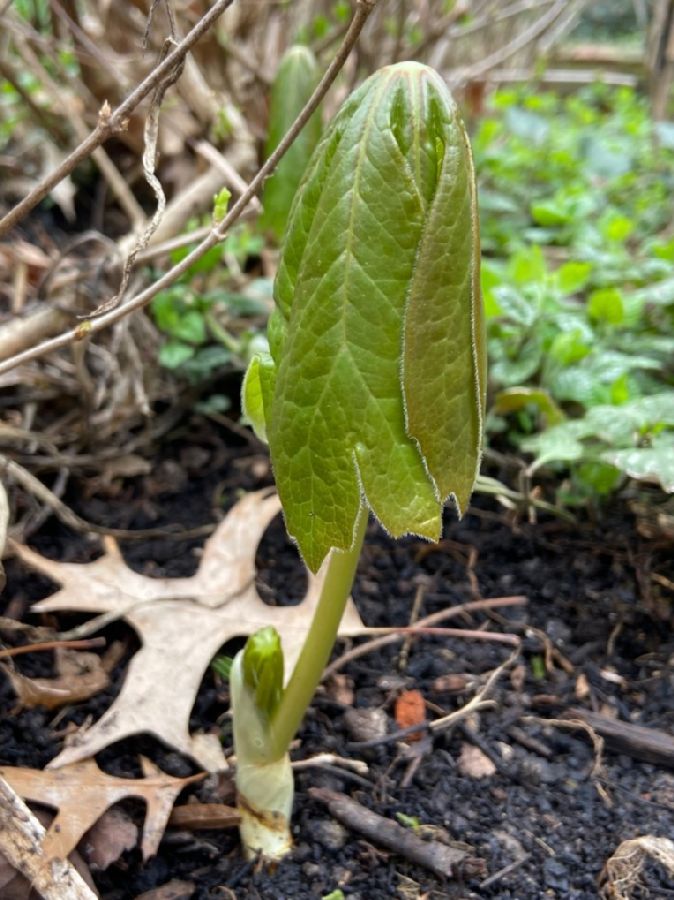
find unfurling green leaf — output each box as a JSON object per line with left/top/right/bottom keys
{"left": 213, "top": 187, "right": 231, "bottom": 222}
{"left": 245, "top": 62, "right": 484, "bottom": 571}
{"left": 241, "top": 626, "right": 284, "bottom": 721}
{"left": 260, "top": 46, "right": 323, "bottom": 240}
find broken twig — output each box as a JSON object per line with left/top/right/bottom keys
{"left": 309, "top": 787, "right": 486, "bottom": 879}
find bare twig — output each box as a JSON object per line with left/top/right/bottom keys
{"left": 0, "top": 0, "right": 379, "bottom": 376}
{"left": 309, "top": 787, "right": 486, "bottom": 879}
{"left": 14, "top": 33, "right": 145, "bottom": 230}
{"left": 92, "top": 38, "right": 186, "bottom": 316}
{"left": 0, "top": 479, "right": 7, "bottom": 593}
{"left": 0, "top": 777, "right": 97, "bottom": 900}
{"left": 0, "top": 0, "right": 236, "bottom": 238}
{"left": 0, "top": 637, "right": 106, "bottom": 660}
{"left": 429, "top": 647, "right": 520, "bottom": 735}
{"left": 324, "top": 595, "right": 527, "bottom": 678}
{"left": 449, "top": 0, "right": 568, "bottom": 86}
{"left": 1, "top": 454, "right": 214, "bottom": 541}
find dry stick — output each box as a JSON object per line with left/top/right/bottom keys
{"left": 430, "top": 646, "right": 520, "bottom": 735}
{"left": 0, "top": 0, "right": 236, "bottom": 239}
{"left": 92, "top": 38, "right": 187, "bottom": 315}
{"left": 448, "top": 0, "right": 555, "bottom": 40}
{"left": 0, "top": 0, "right": 379, "bottom": 377}
{"left": 1, "top": 454, "right": 214, "bottom": 541}
{"left": 309, "top": 787, "right": 486, "bottom": 880}
{"left": 15, "top": 34, "right": 145, "bottom": 230}
{"left": 347, "top": 646, "right": 520, "bottom": 750}
{"left": 449, "top": 0, "right": 568, "bottom": 85}
{"left": 0, "top": 637, "right": 106, "bottom": 660}
{"left": 0, "top": 777, "right": 98, "bottom": 900}
{"left": 324, "top": 595, "right": 526, "bottom": 678}
{"left": 194, "top": 141, "right": 262, "bottom": 212}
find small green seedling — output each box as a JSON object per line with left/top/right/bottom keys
{"left": 233, "top": 61, "right": 485, "bottom": 859}
{"left": 260, "top": 45, "right": 323, "bottom": 240}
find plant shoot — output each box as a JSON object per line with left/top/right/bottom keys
{"left": 235, "top": 60, "right": 485, "bottom": 859}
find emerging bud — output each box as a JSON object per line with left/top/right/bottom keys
{"left": 245, "top": 62, "right": 485, "bottom": 571}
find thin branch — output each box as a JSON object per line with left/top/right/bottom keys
{"left": 0, "top": 778, "right": 97, "bottom": 900}
{"left": 0, "top": 0, "right": 379, "bottom": 376}
{"left": 0, "top": 637, "right": 106, "bottom": 660}
{"left": 0, "top": 0, "right": 236, "bottom": 238}
{"left": 450, "top": 0, "right": 568, "bottom": 86}
{"left": 1, "top": 454, "right": 214, "bottom": 540}
{"left": 324, "top": 595, "right": 527, "bottom": 678}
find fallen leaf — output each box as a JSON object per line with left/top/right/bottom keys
{"left": 601, "top": 835, "right": 674, "bottom": 900}
{"left": 575, "top": 672, "right": 590, "bottom": 700}
{"left": 134, "top": 880, "right": 195, "bottom": 900}
{"left": 168, "top": 801, "right": 239, "bottom": 830}
{"left": 2, "top": 642, "right": 125, "bottom": 710}
{"left": 431, "top": 673, "right": 469, "bottom": 694}
{"left": 81, "top": 806, "right": 138, "bottom": 870}
{"left": 395, "top": 690, "right": 426, "bottom": 742}
{"left": 14, "top": 490, "right": 368, "bottom": 771}
{"left": 0, "top": 758, "right": 202, "bottom": 862}
{"left": 457, "top": 743, "right": 496, "bottom": 779}
{"left": 325, "top": 673, "right": 354, "bottom": 706}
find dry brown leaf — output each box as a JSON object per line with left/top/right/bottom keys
{"left": 135, "top": 880, "right": 195, "bottom": 900}
{"left": 0, "top": 758, "right": 202, "bottom": 863}
{"left": 2, "top": 642, "right": 124, "bottom": 710}
{"left": 600, "top": 835, "right": 674, "bottom": 900}
{"left": 81, "top": 806, "right": 138, "bottom": 871}
{"left": 14, "top": 490, "right": 367, "bottom": 771}
{"left": 168, "top": 800, "right": 240, "bottom": 830}
{"left": 0, "top": 777, "right": 97, "bottom": 899}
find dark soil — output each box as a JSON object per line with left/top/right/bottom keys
{"left": 2, "top": 417, "right": 674, "bottom": 900}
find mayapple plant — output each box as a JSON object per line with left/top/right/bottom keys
{"left": 233, "top": 60, "right": 485, "bottom": 859}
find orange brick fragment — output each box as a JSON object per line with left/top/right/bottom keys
{"left": 395, "top": 689, "right": 426, "bottom": 742}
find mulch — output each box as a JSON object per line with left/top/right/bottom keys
{"left": 2, "top": 415, "right": 673, "bottom": 899}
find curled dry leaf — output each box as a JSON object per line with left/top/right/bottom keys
{"left": 168, "top": 800, "right": 240, "bottom": 830}
{"left": 14, "top": 490, "right": 368, "bottom": 771}
{"left": 2, "top": 642, "right": 125, "bottom": 711}
{"left": 600, "top": 835, "right": 674, "bottom": 900}
{"left": 135, "top": 880, "right": 196, "bottom": 900}
{"left": 81, "top": 806, "right": 138, "bottom": 871}
{"left": 0, "top": 757, "right": 203, "bottom": 863}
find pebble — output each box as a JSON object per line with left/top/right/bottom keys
{"left": 343, "top": 707, "right": 388, "bottom": 743}
{"left": 312, "top": 818, "right": 347, "bottom": 851}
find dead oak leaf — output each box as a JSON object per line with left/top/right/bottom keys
{"left": 0, "top": 758, "right": 202, "bottom": 863}
{"left": 14, "top": 490, "right": 367, "bottom": 771}
{"left": 2, "top": 642, "right": 125, "bottom": 711}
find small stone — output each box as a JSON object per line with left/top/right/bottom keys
{"left": 543, "top": 857, "right": 569, "bottom": 891}
{"left": 343, "top": 707, "right": 388, "bottom": 743}
{"left": 313, "top": 818, "right": 347, "bottom": 851}
{"left": 302, "top": 863, "right": 322, "bottom": 879}
{"left": 457, "top": 743, "right": 496, "bottom": 779}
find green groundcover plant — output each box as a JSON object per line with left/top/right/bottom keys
{"left": 231, "top": 61, "right": 484, "bottom": 859}
{"left": 475, "top": 85, "right": 674, "bottom": 500}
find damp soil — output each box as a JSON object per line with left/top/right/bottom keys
{"left": 2, "top": 417, "right": 674, "bottom": 900}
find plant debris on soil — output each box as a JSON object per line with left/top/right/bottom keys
{"left": 1, "top": 418, "right": 674, "bottom": 899}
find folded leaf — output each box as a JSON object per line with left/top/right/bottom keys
{"left": 246, "top": 62, "right": 484, "bottom": 571}
{"left": 260, "top": 46, "right": 323, "bottom": 240}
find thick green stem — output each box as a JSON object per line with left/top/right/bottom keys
{"left": 264, "top": 505, "right": 368, "bottom": 762}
